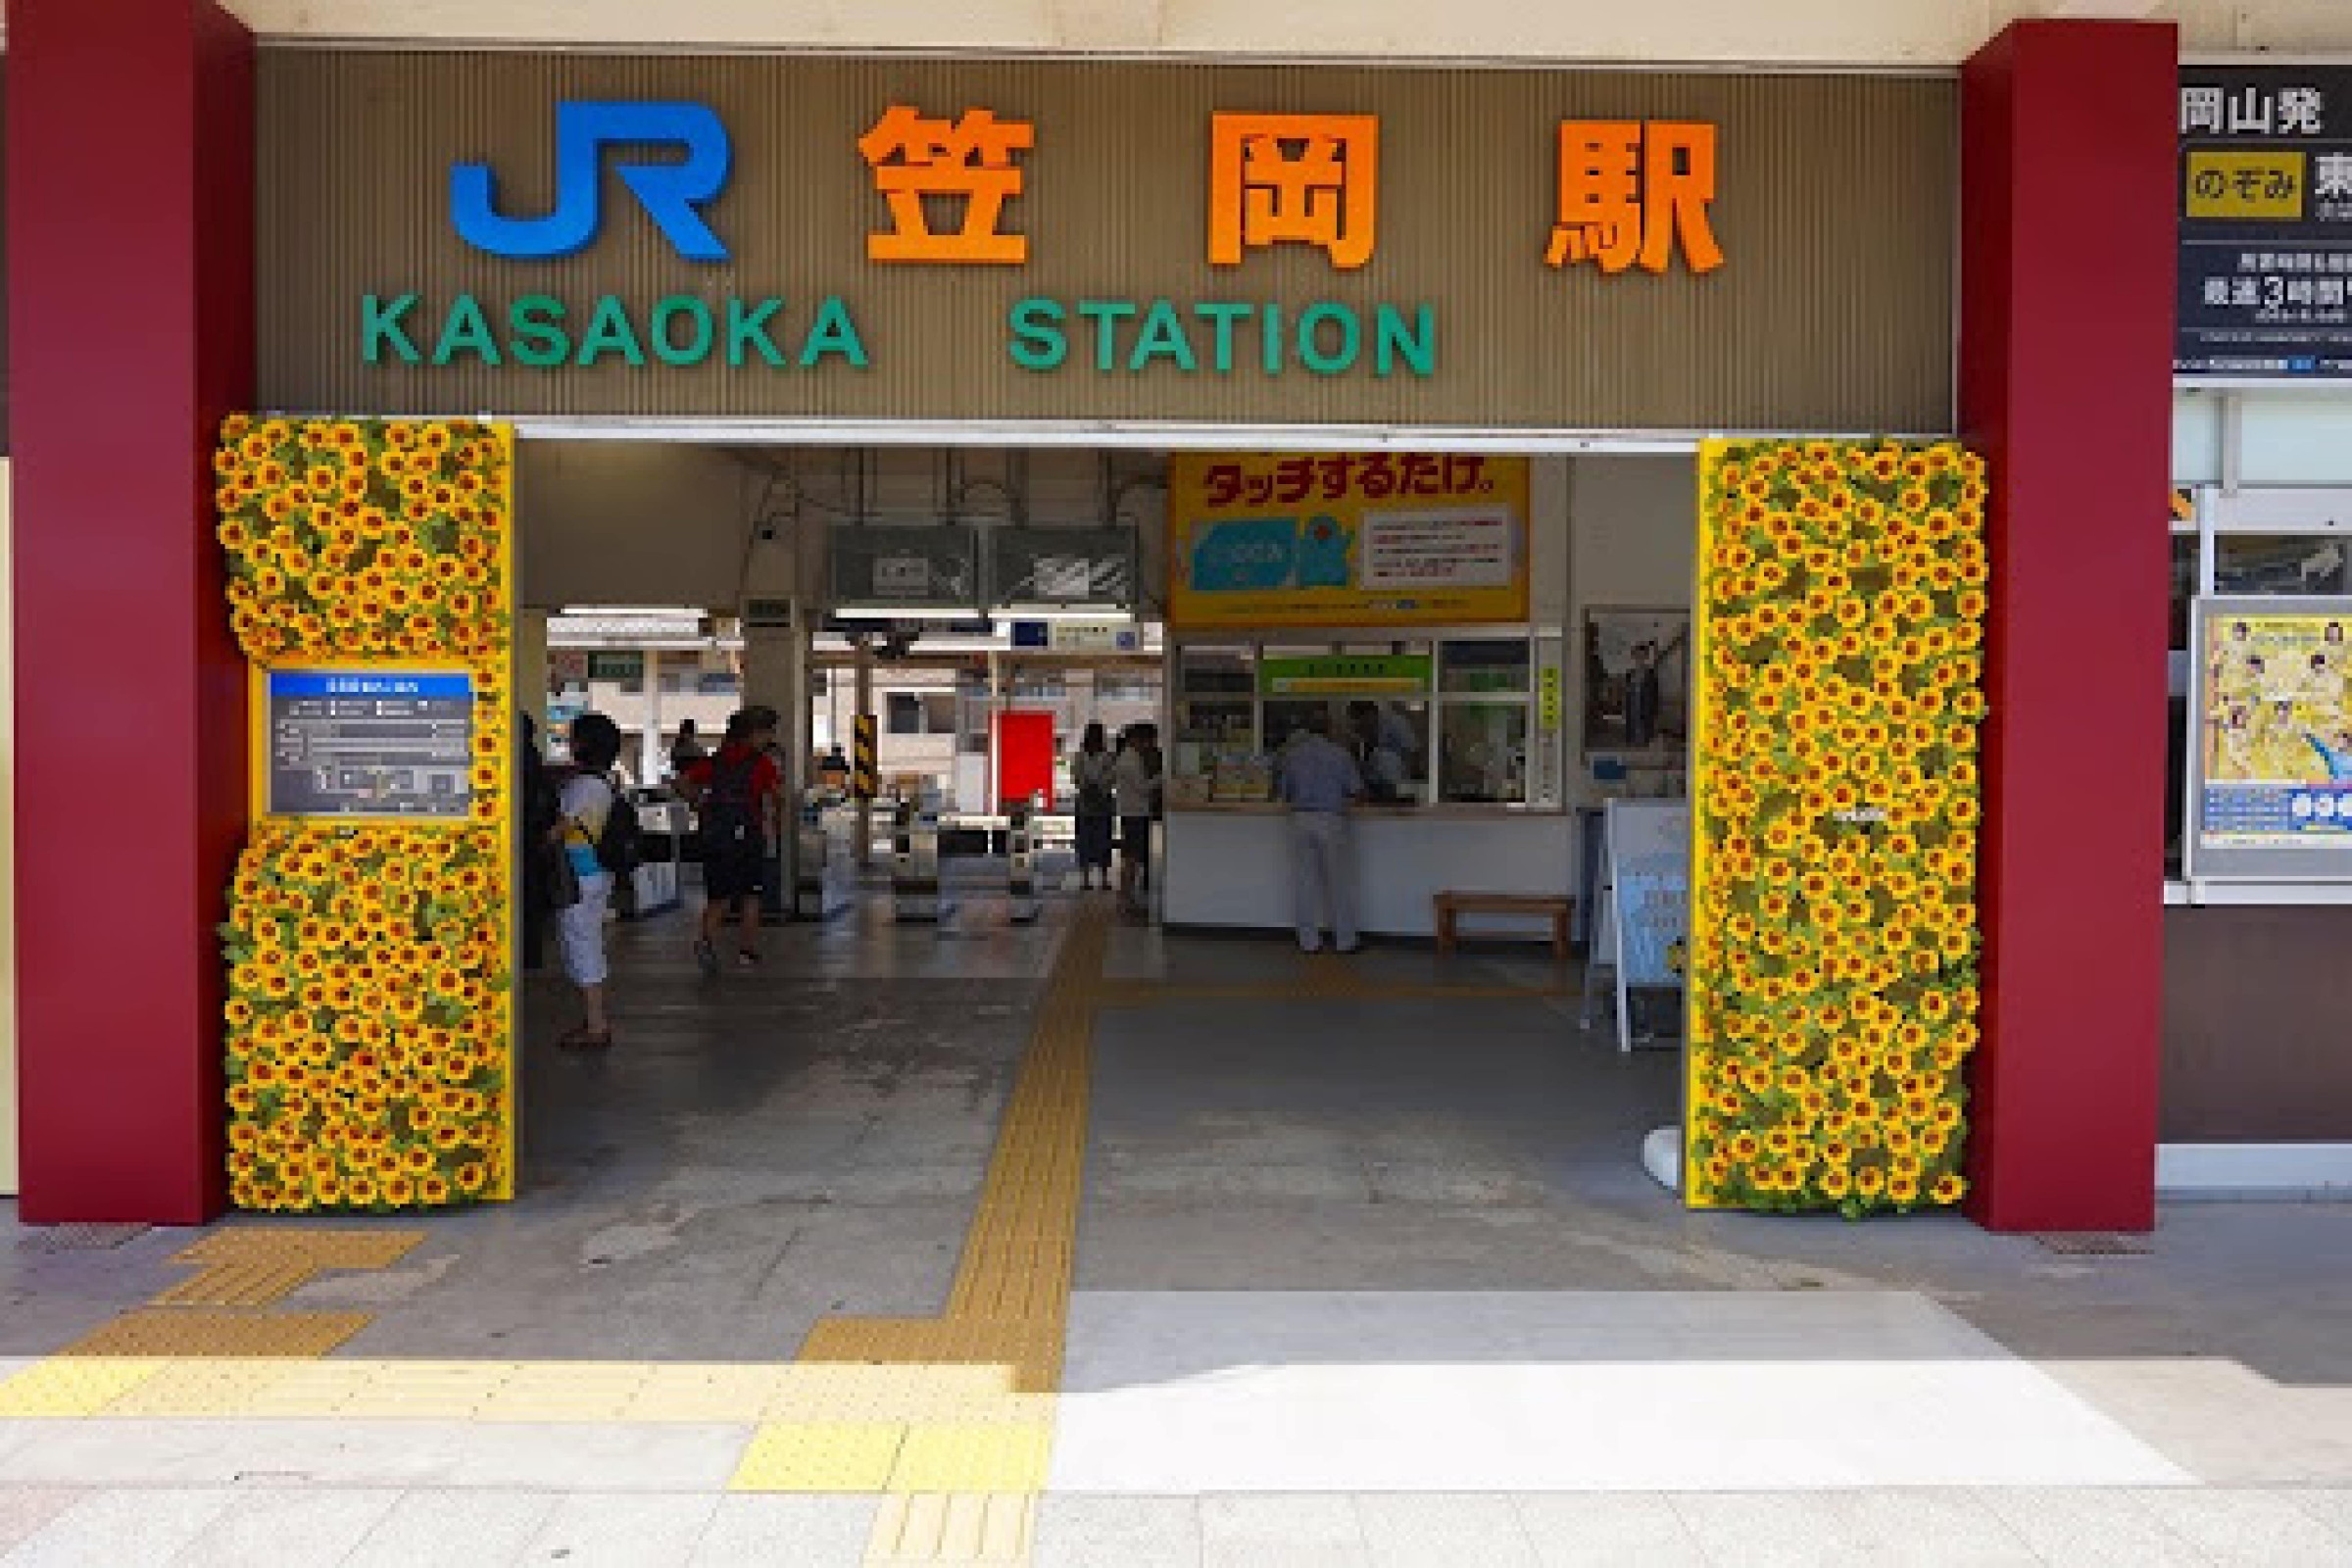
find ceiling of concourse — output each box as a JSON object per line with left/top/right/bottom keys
{"left": 514, "top": 441, "right": 1162, "bottom": 613}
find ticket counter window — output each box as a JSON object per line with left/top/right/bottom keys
{"left": 1166, "top": 634, "right": 1540, "bottom": 807}
{"left": 1438, "top": 638, "right": 1534, "bottom": 805}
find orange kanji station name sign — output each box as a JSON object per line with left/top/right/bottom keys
{"left": 1547, "top": 120, "right": 1725, "bottom": 274}
{"left": 860, "top": 105, "right": 1035, "bottom": 265}
{"left": 1208, "top": 113, "right": 1381, "bottom": 270}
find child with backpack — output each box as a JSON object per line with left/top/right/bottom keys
{"left": 553, "top": 712, "right": 628, "bottom": 1050}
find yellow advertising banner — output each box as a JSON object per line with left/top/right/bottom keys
{"left": 1167, "top": 453, "right": 1530, "bottom": 629}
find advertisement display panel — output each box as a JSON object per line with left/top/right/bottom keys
{"left": 1167, "top": 453, "right": 1529, "bottom": 628}
{"left": 2178, "top": 68, "right": 2352, "bottom": 376}
{"left": 2188, "top": 595, "right": 2352, "bottom": 880}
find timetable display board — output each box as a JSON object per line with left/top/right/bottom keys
{"left": 2189, "top": 596, "right": 2352, "bottom": 881}
{"left": 265, "top": 669, "right": 474, "bottom": 820}
{"left": 2179, "top": 68, "right": 2352, "bottom": 376}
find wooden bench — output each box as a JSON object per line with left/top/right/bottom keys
{"left": 1433, "top": 892, "right": 1573, "bottom": 959}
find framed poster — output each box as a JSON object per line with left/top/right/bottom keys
{"left": 1583, "top": 608, "right": 1690, "bottom": 753}
{"left": 2187, "top": 595, "right": 2352, "bottom": 881}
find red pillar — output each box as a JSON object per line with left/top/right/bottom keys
{"left": 8, "top": 0, "right": 253, "bottom": 1222}
{"left": 1960, "top": 21, "right": 2174, "bottom": 1232}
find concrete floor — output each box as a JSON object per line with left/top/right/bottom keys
{"left": 5, "top": 883, "right": 2352, "bottom": 1564}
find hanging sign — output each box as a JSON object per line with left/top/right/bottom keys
{"left": 1168, "top": 453, "right": 1530, "bottom": 628}
{"left": 587, "top": 651, "right": 644, "bottom": 681}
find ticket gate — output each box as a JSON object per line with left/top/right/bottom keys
{"left": 1005, "top": 802, "right": 1041, "bottom": 924}
{"left": 794, "top": 796, "right": 855, "bottom": 920}
{"left": 891, "top": 800, "right": 954, "bottom": 922}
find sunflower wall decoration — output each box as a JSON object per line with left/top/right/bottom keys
{"left": 1686, "top": 439, "right": 1987, "bottom": 1216}
{"left": 214, "top": 417, "right": 514, "bottom": 1212}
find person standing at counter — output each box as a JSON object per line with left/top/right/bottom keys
{"left": 1278, "top": 709, "right": 1365, "bottom": 955}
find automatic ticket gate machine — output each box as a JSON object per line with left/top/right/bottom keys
{"left": 793, "top": 792, "right": 854, "bottom": 920}
{"left": 1005, "top": 798, "right": 1041, "bottom": 924}
{"left": 891, "top": 799, "right": 954, "bottom": 922}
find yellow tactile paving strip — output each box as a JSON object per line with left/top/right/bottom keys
{"left": 55, "top": 1308, "right": 373, "bottom": 1360}
{"left": 172, "top": 1227, "right": 423, "bottom": 1270}
{"left": 730, "top": 907, "right": 1116, "bottom": 1563}
{"left": 867, "top": 1493, "right": 1036, "bottom": 1566}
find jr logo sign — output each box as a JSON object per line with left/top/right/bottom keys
{"left": 451, "top": 101, "right": 732, "bottom": 262}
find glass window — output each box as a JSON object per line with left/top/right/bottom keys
{"left": 1442, "top": 638, "right": 1532, "bottom": 694}
{"left": 887, "top": 693, "right": 923, "bottom": 735}
{"left": 2168, "top": 533, "right": 2196, "bottom": 882}
{"left": 2170, "top": 534, "right": 2200, "bottom": 655}
{"left": 1175, "top": 646, "right": 1255, "bottom": 746}
{"left": 921, "top": 693, "right": 957, "bottom": 733}
{"left": 1262, "top": 698, "right": 1325, "bottom": 752}
{"left": 2216, "top": 534, "right": 2348, "bottom": 596}
{"left": 1441, "top": 703, "right": 1530, "bottom": 805}
{"left": 1342, "top": 698, "right": 1429, "bottom": 805}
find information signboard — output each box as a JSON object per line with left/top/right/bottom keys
{"left": 2179, "top": 68, "right": 2352, "bottom": 376}
{"left": 2187, "top": 595, "right": 2352, "bottom": 881}
{"left": 265, "top": 669, "right": 474, "bottom": 820}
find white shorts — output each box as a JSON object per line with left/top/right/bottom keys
{"left": 560, "top": 873, "right": 612, "bottom": 987}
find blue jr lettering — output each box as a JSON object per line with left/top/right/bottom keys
{"left": 451, "top": 101, "right": 732, "bottom": 262}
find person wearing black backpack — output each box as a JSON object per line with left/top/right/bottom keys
{"left": 678, "top": 706, "right": 782, "bottom": 976}
{"left": 552, "top": 712, "right": 626, "bottom": 1050}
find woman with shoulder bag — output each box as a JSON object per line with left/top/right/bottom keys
{"left": 1071, "top": 723, "right": 1117, "bottom": 892}
{"left": 552, "top": 713, "right": 623, "bottom": 1050}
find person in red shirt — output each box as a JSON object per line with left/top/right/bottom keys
{"left": 679, "top": 706, "right": 782, "bottom": 974}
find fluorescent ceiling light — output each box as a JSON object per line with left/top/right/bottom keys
{"left": 996, "top": 606, "right": 1135, "bottom": 621}
{"left": 829, "top": 605, "right": 987, "bottom": 621}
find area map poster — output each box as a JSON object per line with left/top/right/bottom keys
{"left": 1167, "top": 453, "right": 1529, "bottom": 628}
{"left": 2179, "top": 68, "right": 2352, "bottom": 376}
{"left": 2195, "top": 603, "right": 2352, "bottom": 868}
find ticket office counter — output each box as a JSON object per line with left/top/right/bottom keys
{"left": 1161, "top": 632, "right": 1573, "bottom": 937}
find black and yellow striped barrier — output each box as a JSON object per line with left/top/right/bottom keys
{"left": 853, "top": 713, "right": 878, "bottom": 801}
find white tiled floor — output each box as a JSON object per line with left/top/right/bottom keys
{"left": 1052, "top": 1291, "right": 2192, "bottom": 1494}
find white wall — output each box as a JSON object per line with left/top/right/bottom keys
{"left": 220, "top": 1, "right": 2352, "bottom": 63}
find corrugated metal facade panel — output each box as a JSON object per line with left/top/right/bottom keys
{"left": 257, "top": 51, "right": 1956, "bottom": 433}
